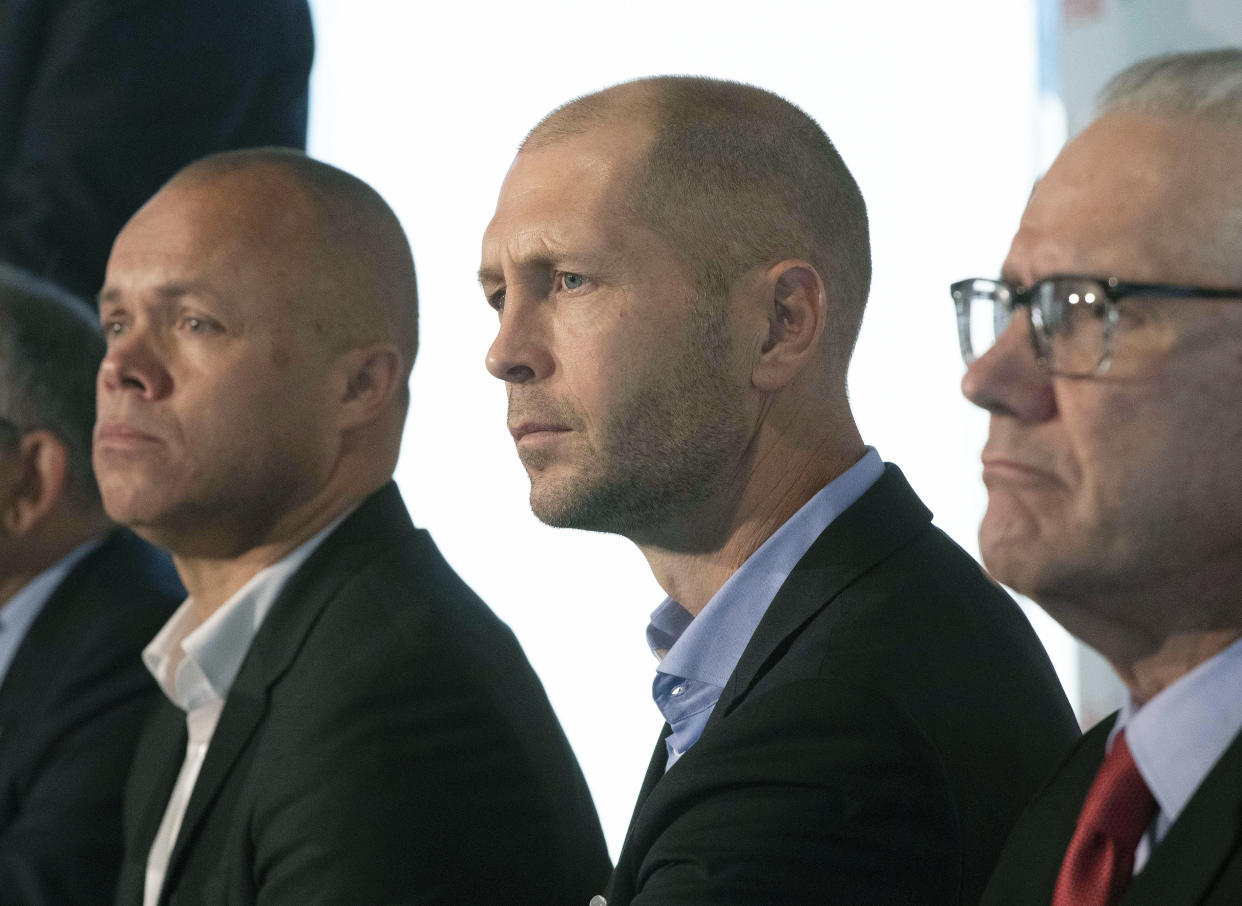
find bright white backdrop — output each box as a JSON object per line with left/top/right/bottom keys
{"left": 305, "top": 0, "right": 1074, "bottom": 857}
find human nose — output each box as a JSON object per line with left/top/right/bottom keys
{"left": 485, "top": 290, "right": 554, "bottom": 384}
{"left": 97, "top": 324, "right": 173, "bottom": 401}
{"left": 960, "top": 310, "right": 1056, "bottom": 422}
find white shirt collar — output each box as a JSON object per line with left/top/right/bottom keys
{"left": 144, "top": 512, "right": 350, "bottom": 714}
{"left": 1111, "top": 633, "right": 1242, "bottom": 828}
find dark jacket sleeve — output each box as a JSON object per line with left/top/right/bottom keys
{"left": 0, "top": 0, "right": 312, "bottom": 298}
{"left": 0, "top": 635, "right": 163, "bottom": 904}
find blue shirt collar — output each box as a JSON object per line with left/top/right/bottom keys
{"left": 646, "top": 447, "right": 884, "bottom": 763}
{"left": 650, "top": 447, "right": 884, "bottom": 684}
{"left": 0, "top": 538, "right": 103, "bottom": 686}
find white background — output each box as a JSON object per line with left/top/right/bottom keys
{"left": 305, "top": 0, "right": 1074, "bottom": 857}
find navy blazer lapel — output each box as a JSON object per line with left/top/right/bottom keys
{"left": 1124, "top": 724, "right": 1242, "bottom": 904}
{"left": 160, "top": 483, "right": 414, "bottom": 885}
{"left": 715, "top": 465, "right": 931, "bottom": 716}
{"left": 125, "top": 702, "right": 189, "bottom": 877}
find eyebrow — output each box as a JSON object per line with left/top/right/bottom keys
{"left": 98, "top": 281, "right": 221, "bottom": 309}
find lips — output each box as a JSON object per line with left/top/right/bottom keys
{"left": 509, "top": 422, "right": 571, "bottom": 444}
{"left": 980, "top": 451, "right": 1061, "bottom": 487}
{"left": 95, "top": 421, "right": 162, "bottom": 447}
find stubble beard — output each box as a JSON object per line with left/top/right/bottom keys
{"left": 521, "top": 304, "right": 747, "bottom": 538}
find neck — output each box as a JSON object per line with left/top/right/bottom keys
{"left": 636, "top": 418, "right": 864, "bottom": 616}
{"left": 1041, "top": 577, "right": 1242, "bottom": 706}
{"left": 1119, "top": 630, "right": 1242, "bottom": 705}
{"left": 171, "top": 485, "right": 366, "bottom": 623}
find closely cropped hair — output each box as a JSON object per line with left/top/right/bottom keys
{"left": 525, "top": 76, "right": 872, "bottom": 371}
{"left": 1098, "top": 47, "right": 1242, "bottom": 124}
{"left": 174, "top": 148, "right": 420, "bottom": 371}
{"left": 0, "top": 265, "right": 104, "bottom": 505}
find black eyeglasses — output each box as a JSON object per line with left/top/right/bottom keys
{"left": 952, "top": 274, "right": 1242, "bottom": 376}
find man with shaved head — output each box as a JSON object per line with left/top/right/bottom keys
{"left": 958, "top": 50, "right": 1242, "bottom": 905}
{"left": 482, "top": 76, "right": 1078, "bottom": 904}
{"left": 99, "top": 148, "right": 609, "bottom": 905}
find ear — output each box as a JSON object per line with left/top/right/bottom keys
{"left": 751, "top": 260, "right": 828, "bottom": 393}
{"left": 333, "top": 343, "right": 405, "bottom": 431}
{"left": 0, "top": 430, "right": 69, "bottom": 537}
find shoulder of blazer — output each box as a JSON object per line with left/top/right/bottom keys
{"left": 235, "top": 481, "right": 423, "bottom": 690}
{"left": 718, "top": 463, "right": 932, "bottom": 710}
{"left": 0, "top": 529, "right": 180, "bottom": 715}
{"left": 981, "top": 713, "right": 1116, "bottom": 905}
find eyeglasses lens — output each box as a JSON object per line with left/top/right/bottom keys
{"left": 1035, "top": 278, "right": 1110, "bottom": 376}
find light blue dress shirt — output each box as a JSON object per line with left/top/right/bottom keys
{"left": 646, "top": 447, "right": 884, "bottom": 770}
{"left": 1109, "top": 633, "right": 1242, "bottom": 874}
{"left": 0, "top": 539, "right": 102, "bottom": 686}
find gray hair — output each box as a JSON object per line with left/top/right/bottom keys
{"left": 1098, "top": 47, "right": 1242, "bottom": 123}
{"left": 0, "top": 265, "right": 104, "bottom": 506}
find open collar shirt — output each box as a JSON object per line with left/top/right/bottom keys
{"left": 0, "top": 538, "right": 102, "bottom": 687}
{"left": 1108, "top": 632, "right": 1242, "bottom": 875}
{"left": 646, "top": 447, "right": 884, "bottom": 771}
{"left": 141, "top": 512, "right": 348, "bottom": 906}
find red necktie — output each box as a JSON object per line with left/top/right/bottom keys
{"left": 1051, "top": 730, "right": 1158, "bottom": 906}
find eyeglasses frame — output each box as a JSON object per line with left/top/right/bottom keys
{"left": 952, "top": 274, "right": 1242, "bottom": 377}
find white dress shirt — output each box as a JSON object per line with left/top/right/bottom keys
{"left": 0, "top": 539, "right": 101, "bottom": 686}
{"left": 1108, "top": 633, "right": 1242, "bottom": 874}
{"left": 142, "top": 514, "right": 347, "bottom": 906}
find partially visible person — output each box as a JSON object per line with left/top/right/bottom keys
{"left": 0, "top": 264, "right": 180, "bottom": 905}
{"left": 99, "top": 148, "right": 610, "bottom": 905}
{"left": 481, "top": 75, "right": 1079, "bottom": 905}
{"left": 0, "top": 0, "right": 313, "bottom": 299}
{"left": 955, "top": 48, "right": 1242, "bottom": 906}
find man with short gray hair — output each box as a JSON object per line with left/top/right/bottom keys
{"left": 955, "top": 48, "right": 1242, "bottom": 904}
{"left": 0, "top": 265, "right": 180, "bottom": 904}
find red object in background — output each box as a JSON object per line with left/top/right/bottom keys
{"left": 1064, "top": 0, "right": 1107, "bottom": 23}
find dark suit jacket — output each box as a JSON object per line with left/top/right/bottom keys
{"left": 0, "top": 0, "right": 313, "bottom": 299}
{"left": 116, "top": 482, "right": 611, "bottom": 905}
{"left": 603, "top": 464, "right": 1080, "bottom": 905}
{"left": 0, "top": 530, "right": 181, "bottom": 905}
{"left": 983, "top": 712, "right": 1242, "bottom": 905}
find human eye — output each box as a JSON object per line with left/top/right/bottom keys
{"left": 177, "top": 312, "right": 223, "bottom": 335}
{"left": 485, "top": 287, "right": 506, "bottom": 312}
{"left": 99, "top": 313, "right": 129, "bottom": 340}
{"left": 557, "top": 272, "right": 591, "bottom": 293}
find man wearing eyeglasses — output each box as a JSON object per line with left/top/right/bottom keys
{"left": 0, "top": 266, "right": 180, "bottom": 904}
{"left": 957, "top": 49, "right": 1242, "bottom": 905}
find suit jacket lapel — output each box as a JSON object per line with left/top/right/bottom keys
{"left": 1124, "top": 724, "right": 1242, "bottom": 903}
{"left": 607, "top": 724, "right": 671, "bottom": 900}
{"left": 158, "top": 483, "right": 413, "bottom": 890}
{"left": 125, "top": 701, "right": 189, "bottom": 880}
{"left": 715, "top": 465, "right": 931, "bottom": 718}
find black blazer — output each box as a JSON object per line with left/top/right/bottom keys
{"left": 0, "top": 530, "right": 181, "bottom": 905}
{"left": 116, "top": 482, "right": 611, "bottom": 905}
{"left": 603, "top": 465, "right": 1081, "bottom": 905}
{"left": 0, "top": 0, "right": 313, "bottom": 299}
{"left": 983, "top": 712, "right": 1242, "bottom": 905}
